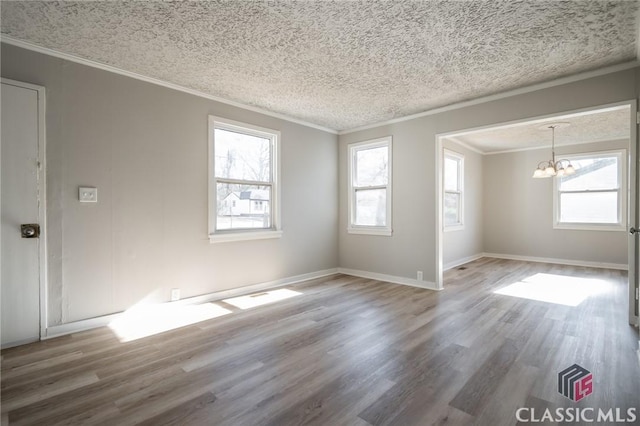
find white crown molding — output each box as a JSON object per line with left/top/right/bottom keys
{"left": 0, "top": 35, "right": 338, "bottom": 135}
{"left": 340, "top": 61, "right": 640, "bottom": 135}
{"left": 4, "top": 36, "right": 637, "bottom": 138}
{"left": 443, "top": 136, "right": 485, "bottom": 155}
{"left": 484, "top": 137, "right": 630, "bottom": 156}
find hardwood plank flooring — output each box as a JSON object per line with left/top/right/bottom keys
{"left": 2, "top": 259, "right": 639, "bottom": 425}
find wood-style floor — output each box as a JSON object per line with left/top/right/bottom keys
{"left": 2, "top": 258, "right": 639, "bottom": 425}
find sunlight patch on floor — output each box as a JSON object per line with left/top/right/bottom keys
{"left": 108, "top": 302, "right": 232, "bottom": 342}
{"left": 223, "top": 288, "right": 302, "bottom": 310}
{"left": 494, "top": 273, "right": 610, "bottom": 306}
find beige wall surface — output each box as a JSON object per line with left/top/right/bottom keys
{"left": 483, "top": 139, "right": 629, "bottom": 265}
{"left": 339, "top": 67, "right": 638, "bottom": 284}
{"left": 1, "top": 44, "right": 339, "bottom": 325}
{"left": 442, "top": 140, "right": 483, "bottom": 268}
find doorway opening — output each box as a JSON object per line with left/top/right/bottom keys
{"left": 435, "top": 101, "right": 638, "bottom": 325}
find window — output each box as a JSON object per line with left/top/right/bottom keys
{"left": 209, "top": 116, "right": 281, "bottom": 243}
{"left": 443, "top": 149, "right": 464, "bottom": 230}
{"left": 348, "top": 137, "right": 392, "bottom": 236}
{"left": 554, "top": 150, "right": 626, "bottom": 231}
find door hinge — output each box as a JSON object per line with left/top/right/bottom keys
{"left": 637, "top": 111, "right": 640, "bottom": 125}
{"left": 636, "top": 287, "right": 639, "bottom": 301}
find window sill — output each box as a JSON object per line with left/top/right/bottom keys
{"left": 444, "top": 225, "right": 465, "bottom": 232}
{"left": 347, "top": 227, "right": 392, "bottom": 236}
{"left": 209, "top": 229, "right": 283, "bottom": 243}
{"left": 553, "top": 223, "right": 625, "bottom": 232}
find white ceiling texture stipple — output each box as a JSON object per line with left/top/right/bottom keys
{"left": 449, "top": 106, "right": 631, "bottom": 154}
{"left": 1, "top": 1, "right": 638, "bottom": 132}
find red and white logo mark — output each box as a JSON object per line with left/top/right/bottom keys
{"left": 558, "top": 364, "right": 593, "bottom": 402}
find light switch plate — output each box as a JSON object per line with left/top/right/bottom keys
{"left": 79, "top": 187, "right": 97, "bottom": 203}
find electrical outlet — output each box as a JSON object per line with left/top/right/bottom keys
{"left": 417, "top": 271, "right": 423, "bottom": 281}
{"left": 171, "top": 288, "right": 180, "bottom": 301}
{"left": 79, "top": 187, "right": 97, "bottom": 203}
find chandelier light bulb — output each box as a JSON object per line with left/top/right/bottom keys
{"left": 532, "top": 122, "right": 570, "bottom": 179}
{"left": 532, "top": 168, "right": 546, "bottom": 178}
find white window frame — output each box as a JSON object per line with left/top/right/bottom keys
{"left": 553, "top": 149, "right": 626, "bottom": 232}
{"left": 347, "top": 136, "right": 393, "bottom": 236}
{"left": 208, "top": 116, "right": 282, "bottom": 243}
{"left": 443, "top": 149, "right": 464, "bottom": 231}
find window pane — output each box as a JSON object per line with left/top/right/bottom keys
{"left": 215, "top": 128, "right": 271, "bottom": 182}
{"left": 355, "top": 188, "right": 387, "bottom": 226}
{"left": 560, "top": 192, "right": 618, "bottom": 224}
{"left": 216, "top": 183, "right": 271, "bottom": 230}
{"left": 444, "top": 157, "right": 459, "bottom": 191}
{"left": 355, "top": 146, "right": 388, "bottom": 186}
{"left": 559, "top": 156, "right": 618, "bottom": 191}
{"left": 444, "top": 192, "right": 460, "bottom": 226}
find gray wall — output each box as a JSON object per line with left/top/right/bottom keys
{"left": 339, "top": 67, "right": 638, "bottom": 284}
{"left": 483, "top": 140, "right": 629, "bottom": 265}
{"left": 1, "top": 44, "right": 339, "bottom": 325}
{"left": 2, "top": 42, "right": 637, "bottom": 324}
{"left": 442, "top": 140, "right": 483, "bottom": 269}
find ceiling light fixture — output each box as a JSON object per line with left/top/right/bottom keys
{"left": 532, "top": 123, "right": 575, "bottom": 178}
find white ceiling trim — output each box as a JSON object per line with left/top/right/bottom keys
{"left": 483, "top": 137, "right": 630, "bottom": 156}
{"left": 436, "top": 101, "right": 633, "bottom": 142}
{"left": 443, "top": 137, "right": 485, "bottom": 155}
{"left": 438, "top": 101, "right": 633, "bottom": 156}
{"left": 0, "top": 35, "right": 339, "bottom": 135}
{"left": 2, "top": 35, "right": 637, "bottom": 137}
{"left": 444, "top": 135, "right": 630, "bottom": 156}
{"left": 340, "top": 62, "right": 639, "bottom": 135}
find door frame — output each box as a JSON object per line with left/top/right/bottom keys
{"left": 435, "top": 99, "right": 638, "bottom": 326}
{"left": 626, "top": 99, "right": 638, "bottom": 326}
{"left": 1, "top": 78, "right": 48, "bottom": 340}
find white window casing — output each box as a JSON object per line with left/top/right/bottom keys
{"left": 553, "top": 149, "right": 626, "bottom": 232}
{"left": 444, "top": 149, "right": 464, "bottom": 231}
{"left": 208, "top": 116, "right": 282, "bottom": 243}
{"left": 347, "top": 136, "right": 392, "bottom": 236}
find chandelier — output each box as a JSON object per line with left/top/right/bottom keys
{"left": 532, "top": 123, "right": 575, "bottom": 178}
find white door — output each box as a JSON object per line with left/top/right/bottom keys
{"left": 1, "top": 80, "right": 45, "bottom": 348}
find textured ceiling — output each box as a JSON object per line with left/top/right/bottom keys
{"left": 449, "top": 105, "right": 631, "bottom": 153}
{"left": 1, "top": 1, "right": 638, "bottom": 131}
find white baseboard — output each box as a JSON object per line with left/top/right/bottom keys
{"left": 1, "top": 337, "right": 40, "bottom": 350}
{"left": 44, "top": 268, "right": 339, "bottom": 339}
{"left": 444, "top": 253, "right": 485, "bottom": 271}
{"left": 482, "top": 252, "right": 628, "bottom": 271}
{"left": 45, "top": 253, "right": 623, "bottom": 339}
{"left": 337, "top": 267, "right": 440, "bottom": 291}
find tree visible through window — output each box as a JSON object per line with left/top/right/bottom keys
{"left": 209, "top": 117, "right": 280, "bottom": 242}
